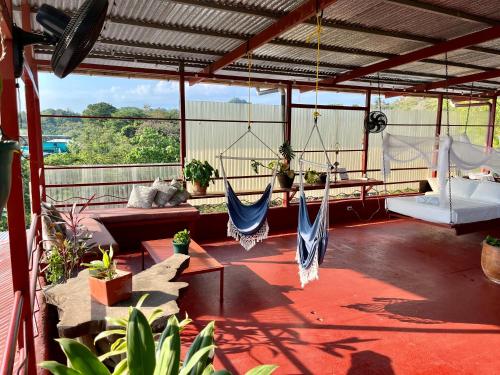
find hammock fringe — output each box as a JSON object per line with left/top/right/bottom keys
{"left": 296, "top": 245, "right": 320, "bottom": 287}
{"left": 227, "top": 218, "right": 269, "bottom": 251}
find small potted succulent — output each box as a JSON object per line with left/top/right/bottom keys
{"left": 0, "top": 137, "right": 20, "bottom": 214}
{"left": 173, "top": 229, "right": 191, "bottom": 255}
{"left": 481, "top": 235, "right": 500, "bottom": 284}
{"left": 82, "top": 246, "right": 132, "bottom": 306}
{"left": 251, "top": 141, "right": 296, "bottom": 189}
{"left": 184, "top": 159, "right": 219, "bottom": 195}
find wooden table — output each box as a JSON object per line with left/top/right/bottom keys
{"left": 289, "top": 178, "right": 384, "bottom": 200}
{"left": 141, "top": 238, "right": 224, "bottom": 304}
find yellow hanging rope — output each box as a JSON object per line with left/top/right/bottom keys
{"left": 247, "top": 50, "right": 253, "bottom": 130}
{"left": 306, "top": 12, "right": 323, "bottom": 120}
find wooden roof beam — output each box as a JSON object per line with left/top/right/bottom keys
{"left": 319, "top": 25, "right": 500, "bottom": 86}
{"left": 385, "top": 69, "right": 500, "bottom": 98}
{"left": 189, "top": 0, "right": 338, "bottom": 85}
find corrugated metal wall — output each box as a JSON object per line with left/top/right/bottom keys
{"left": 45, "top": 101, "right": 490, "bottom": 207}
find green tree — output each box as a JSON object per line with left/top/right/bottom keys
{"left": 228, "top": 97, "right": 248, "bottom": 104}
{"left": 126, "top": 127, "right": 180, "bottom": 163}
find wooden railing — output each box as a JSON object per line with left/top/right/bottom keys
{"left": 0, "top": 214, "right": 42, "bottom": 375}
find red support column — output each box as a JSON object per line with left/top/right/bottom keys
{"left": 432, "top": 94, "right": 443, "bottom": 178}
{"left": 487, "top": 96, "right": 497, "bottom": 148}
{"left": 179, "top": 63, "right": 187, "bottom": 170}
{"left": 0, "top": 4, "right": 37, "bottom": 371}
{"left": 284, "top": 83, "right": 292, "bottom": 207}
{"left": 361, "top": 90, "right": 371, "bottom": 201}
{"left": 22, "top": 0, "right": 45, "bottom": 205}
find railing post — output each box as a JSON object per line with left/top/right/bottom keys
{"left": 432, "top": 94, "right": 443, "bottom": 178}
{"left": 0, "top": 1, "right": 37, "bottom": 372}
{"left": 179, "top": 62, "right": 187, "bottom": 171}
{"left": 361, "top": 89, "right": 371, "bottom": 201}
{"left": 284, "top": 83, "right": 292, "bottom": 207}
{"left": 487, "top": 96, "right": 497, "bottom": 148}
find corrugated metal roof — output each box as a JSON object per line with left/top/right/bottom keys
{"left": 13, "top": 0, "right": 500, "bottom": 94}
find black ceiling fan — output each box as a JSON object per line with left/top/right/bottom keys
{"left": 13, "top": 0, "right": 108, "bottom": 78}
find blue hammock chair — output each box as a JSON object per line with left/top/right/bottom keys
{"left": 296, "top": 161, "right": 331, "bottom": 287}
{"left": 219, "top": 129, "right": 280, "bottom": 251}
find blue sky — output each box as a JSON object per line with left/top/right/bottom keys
{"left": 36, "top": 72, "right": 366, "bottom": 112}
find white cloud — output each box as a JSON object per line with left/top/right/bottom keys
{"left": 153, "top": 81, "right": 178, "bottom": 95}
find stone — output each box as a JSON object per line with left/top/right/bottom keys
{"left": 44, "top": 253, "right": 189, "bottom": 338}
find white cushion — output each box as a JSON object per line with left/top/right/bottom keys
{"left": 152, "top": 178, "right": 177, "bottom": 207}
{"left": 470, "top": 181, "right": 500, "bottom": 204}
{"left": 445, "top": 177, "right": 479, "bottom": 200}
{"left": 127, "top": 185, "right": 157, "bottom": 209}
{"left": 427, "top": 177, "right": 440, "bottom": 192}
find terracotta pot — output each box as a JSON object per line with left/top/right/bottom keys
{"left": 173, "top": 241, "right": 190, "bottom": 255}
{"left": 88, "top": 269, "right": 132, "bottom": 306}
{"left": 481, "top": 241, "right": 500, "bottom": 284}
{"left": 277, "top": 173, "right": 295, "bottom": 189}
{"left": 0, "top": 140, "right": 20, "bottom": 214}
{"left": 191, "top": 181, "right": 207, "bottom": 196}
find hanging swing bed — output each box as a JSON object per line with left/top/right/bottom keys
{"left": 384, "top": 54, "right": 500, "bottom": 235}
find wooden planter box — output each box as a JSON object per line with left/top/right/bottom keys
{"left": 88, "top": 270, "right": 132, "bottom": 306}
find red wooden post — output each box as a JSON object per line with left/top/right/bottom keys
{"left": 284, "top": 83, "right": 292, "bottom": 207}
{"left": 487, "top": 96, "right": 497, "bottom": 148}
{"left": 179, "top": 62, "right": 187, "bottom": 170}
{"left": 432, "top": 94, "right": 444, "bottom": 178}
{"left": 361, "top": 89, "right": 371, "bottom": 201}
{"left": 0, "top": 1, "right": 37, "bottom": 371}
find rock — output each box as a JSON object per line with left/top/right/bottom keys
{"left": 44, "top": 253, "right": 189, "bottom": 338}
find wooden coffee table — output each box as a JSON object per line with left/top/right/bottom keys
{"left": 141, "top": 238, "right": 224, "bottom": 304}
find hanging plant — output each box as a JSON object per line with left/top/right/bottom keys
{"left": 0, "top": 138, "right": 19, "bottom": 213}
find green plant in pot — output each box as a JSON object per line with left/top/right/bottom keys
{"left": 0, "top": 136, "right": 20, "bottom": 214}
{"left": 305, "top": 169, "right": 321, "bottom": 184}
{"left": 251, "top": 141, "right": 296, "bottom": 189}
{"left": 82, "top": 246, "right": 132, "bottom": 306}
{"left": 173, "top": 229, "right": 190, "bottom": 255}
{"left": 184, "top": 159, "right": 219, "bottom": 195}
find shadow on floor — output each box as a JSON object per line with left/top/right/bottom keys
{"left": 347, "top": 350, "right": 395, "bottom": 375}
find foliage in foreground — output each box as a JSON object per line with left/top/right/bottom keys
{"left": 485, "top": 235, "right": 500, "bottom": 248}
{"left": 40, "top": 296, "right": 277, "bottom": 375}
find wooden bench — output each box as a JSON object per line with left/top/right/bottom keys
{"left": 84, "top": 204, "right": 200, "bottom": 251}
{"left": 140, "top": 238, "right": 224, "bottom": 304}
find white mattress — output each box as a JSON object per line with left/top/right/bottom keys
{"left": 386, "top": 195, "right": 500, "bottom": 224}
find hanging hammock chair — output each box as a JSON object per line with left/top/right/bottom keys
{"left": 219, "top": 51, "right": 281, "bottom": 250}
{"left": 296, "top": 159, "right": 331, "bottom": 287}
{"left": 219, "top": 150, "right": 279, "bottom": 250}
{"left": 295, "top": 11, "right": 333, "bottom": 287}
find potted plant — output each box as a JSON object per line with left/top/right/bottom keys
{"left": 173, "top": 229, "right": 191, "bottom": 255}
{"left": 184, "top": 159, "right": 219, "bottom": 195}
{"left": 0, "top": 139, "right": 20, "bottom": 214}
{"left": 305, "top": 169, "right": 321, "bottom": 184}
{"left": 251, "top": 141, "right": 296, "bottom": 189}
{"left": 481, "top": 235, "right": 500, "bottom": 284}
{"left": 82, "top": 246, "right": 132, "bottom": 306}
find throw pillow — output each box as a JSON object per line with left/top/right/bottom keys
{"left": 127, "top": 185, "right": 158, "bottom": 209}
{"left": 445, "top": 177, "right": 479, "bottom": 200}
{"left": 152, "top": 178, "right": 178, "bottom": 207}
{"left": 41, "top": 201, "right": 67, "bottom": 236}
{"left": 166, "top": 189, "right": 191, "bottom": 207}
{"left": 470, "top": 181, "right": 500, "bottom": 204}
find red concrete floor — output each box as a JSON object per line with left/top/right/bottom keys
{"left": 117, "top": 219, "right": 500, "bottom": 375}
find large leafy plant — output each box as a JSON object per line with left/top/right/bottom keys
{"left": 42, "top": 199, "right": 93, "bottom": 284}
{"left": 184, "top": 159, "right": 219, "bottom": 188}
{"left": 40, "top": 295, "right": 277, "bottom": 375}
